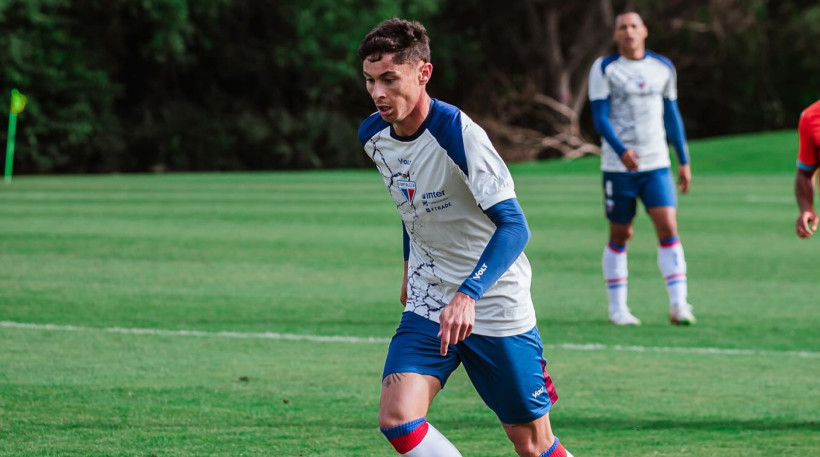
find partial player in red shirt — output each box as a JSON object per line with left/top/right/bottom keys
{"left": 795, "top": 99, "right": 820, "bottom": 238}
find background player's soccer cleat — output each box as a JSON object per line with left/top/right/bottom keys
{"left": 669, "top": 302, "right": 696, "bottom": 325}
{"left": 609, "top": 308, "right": 641, "bottom": 326}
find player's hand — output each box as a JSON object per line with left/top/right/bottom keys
{"left": 437, "top": 292, "right": 475, "bottom": 356}
{"left": 796, "top": 210, "right": 818, "bottom": 239}
{"left": 678, "top": 164, "right": 692, "bottom": 194}
{"left": 620, "top": 149, "right": 639, "bottom": 171}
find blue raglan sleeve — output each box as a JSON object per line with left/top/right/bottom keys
{"left": 591, "top": 99, "right": 628, "bottom": 156}
{"left": 660, "top": 60, "right": 690, "bottom": 165}
{"left": 402, "top": 222, "right": 409, "bottom": 261}
{"left": 426, "top": 105, "right": 527, "bottom": 301}
{"left": 588, "top": 57, "right": 628, "bottom": 157}
{"left": 663, "top": 98, "right": 690, "bottom": 165}
{"left": 456, "top": 198, "right": 530, "bottom": 301}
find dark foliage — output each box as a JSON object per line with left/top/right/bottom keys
{"left": 0, "top": 0, "right": 817, "bottom": 173}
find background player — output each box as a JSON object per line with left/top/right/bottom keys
{"left": 358, "top": 18, "right": 573, "bottom": 457}
{"left": 795, "top": 99, "right": 820, "bottom": 238}
{"left": 588, "top": 12, "right": 695, "bottom": 326}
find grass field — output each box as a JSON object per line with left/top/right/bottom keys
{"left": 1, "top": 130, "right": 818, "bottom": 456}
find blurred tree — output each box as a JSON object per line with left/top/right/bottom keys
{"left": 0, "top": 0, "right": 124, "bottom": 173}
{"left": 429, "top": 0, "right": 635, "bottom": 161}
{"left": 617, "top": 0, "right": 820, "bottom": 137}
{"left": 0, "top": 0, "right": 818, "bottom": 173}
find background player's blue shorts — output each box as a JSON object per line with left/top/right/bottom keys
{"left": 602, "top": 167, "right": 677, "bottom": 224}
{"left": 383, "top": 312, "right": 558, "bottom": 425}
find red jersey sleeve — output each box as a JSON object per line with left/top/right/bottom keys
{"left": 798, "top": 108, "right": 820, "bottom": 172}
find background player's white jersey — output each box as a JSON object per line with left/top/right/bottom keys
{"left": 359, "top": 99, "right": 536, "bottom": 337}
{"left": 589, "top": 51, "right": 678, "bottom": 172}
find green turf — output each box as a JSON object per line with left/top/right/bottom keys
{"left": 1, "top": 130, "right": 818, "bottom": 456}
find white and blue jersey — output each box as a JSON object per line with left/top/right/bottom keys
{"left": 588, "top": 51, "right": 689, "bottom": 173}
{"left": 359, "top": 99, "right": 536, "bottom": 337}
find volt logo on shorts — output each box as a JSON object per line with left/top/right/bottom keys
{"left": 531, "top": 386, "right": 545, "bottom": 398}
{"left": 472, "top": 263, "right": 488, "bottom": 280}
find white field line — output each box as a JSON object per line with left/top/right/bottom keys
{"left": 2, "top": 320, "right": 819, "bottom": 359}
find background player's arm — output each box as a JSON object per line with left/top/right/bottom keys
{"left": 795, "top": 112, "right": 820, "bottom": 239}
{"left": 591, "top": 98, "right": 638, "bottom": 171}
{"left": 795, "top": 169, "right": 818, "bottom": 238}
{"left": 663, "top": 98, "right": 691, "bottom": 193}
{"left": 439, "top": 198, "right": 530, "bottom": 355}
{"left": 588, "top": 59, "right": 637, "bottom": 171}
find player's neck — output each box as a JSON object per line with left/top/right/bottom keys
{"left": 393, "top": 92, "right": 432, "bottom": 137}
{"left": 620, "top": 47, "right": 646, "bottom": 60}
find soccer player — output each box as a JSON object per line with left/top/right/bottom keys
{"left": 588, "top": 11, "right": 695, "bottom": 326}
{"left": 795, "top": 99, "right": 820, "bottom": 238}
{"left": 357, "top": 18, "right": 573, "bottom": 457}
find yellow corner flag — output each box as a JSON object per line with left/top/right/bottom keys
{"left": 11, "top": 89, "right": 27, "bottom": 114}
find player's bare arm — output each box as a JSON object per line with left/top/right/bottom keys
{"left": 678, "top": 164, "right": 691, "bottom": 194}
{"left": 437, "top": 292, "right": 475, "bottom": 356}
{"left": 795, "top": 169, "right": 818, "bottom": 238}
{"left": 400, "top": 261, "right": 408, "bottom": 306}
{"left": 621, "top": 149, "right": 639, "bottom": 171}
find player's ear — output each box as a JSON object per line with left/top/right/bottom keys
{"left": 418, "top": 62, "right": 433, "bottom": 85}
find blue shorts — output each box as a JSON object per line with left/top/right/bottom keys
{"left": 602, "top": 167, "right": 676, "bottom": 224}
{"left": 383, "top": 312, "right": 558, "bottom": 425}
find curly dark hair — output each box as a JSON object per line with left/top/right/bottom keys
{"left": 357, "top": 18, "right": 430, "bottom": 64}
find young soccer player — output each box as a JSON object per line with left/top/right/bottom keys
{"left": 795, "top": 99, "right": 820, "bottom": 239}
{"left": 588, "top": 11, "right": 695, "bottom": 326}
{"left": 358, "top": 18, "right": 574, "bottom": 457}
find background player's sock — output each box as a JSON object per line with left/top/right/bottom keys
{"left": 539, "top": 437, "right": 570, "bottom": 457}
{"left": 658, "top": 236, "right": 688, "bottom": 306}
{"left": 603, "top": 241, "right": 628, "bottom": 315}
{"left": 381, "top": 418, "right": 462, "bottom": 456}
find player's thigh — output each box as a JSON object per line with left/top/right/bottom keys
{"left": 380, "top": 312, "right": 461, "bottom": 427}
{"left": 640, "top": 167, "right": 677, "bottom": 210}
{"left": 603, "top": 172, "right": 639, "bottom": 224}
{"left": 379, "top": 372, "right": 441, "bottom": 428}
{"left": 459, "top": 326, "right": 557, "bottom": 426}
{"left": 640, "top": 168, "right": 679, "bottom": 238}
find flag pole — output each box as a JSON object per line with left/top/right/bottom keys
{"left": 4, "top": 109, "right": 17, "bottom": 184}
{"left": 5, "top": 89, "right": 27, "bottom": 184}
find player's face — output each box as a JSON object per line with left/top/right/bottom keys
{"left": 363, "top": 53, "right": 431, "bottom": 125}
{"left": 614, "top": 13, "right": 648, "bottom": 55}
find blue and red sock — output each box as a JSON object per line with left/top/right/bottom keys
{"left": 381, "top": 418, "right": 429, "bottom": 454}
{"left": 539, "top": 437, "right": 568, "bottom": 457}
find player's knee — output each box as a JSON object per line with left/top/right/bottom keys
{"left": 656, "top": 224, "right": 677, "bottom": 241}
{"left": 378, "top": 405, "right": 410, "bottom": 429}
{"left": 610, "top": 226, "right": 633, "bottom": 245}
{"left": 505, "top": 430, "right": 553, "bottom": 457}
{"left": 509, "top": 440, "right": 543, "bottom": 457}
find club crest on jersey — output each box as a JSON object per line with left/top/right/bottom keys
{"left": 397, "top": 175, "right": 416, "bottom": 204}
{"left": 636, "top": 78, "right": 646, "bottom": 90}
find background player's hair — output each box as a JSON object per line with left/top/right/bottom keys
{"left": 615, "top": 10, "right": 644, "bottom": 26}
{"left": 357, "top": 18, "right": 431, "bottom": 64}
